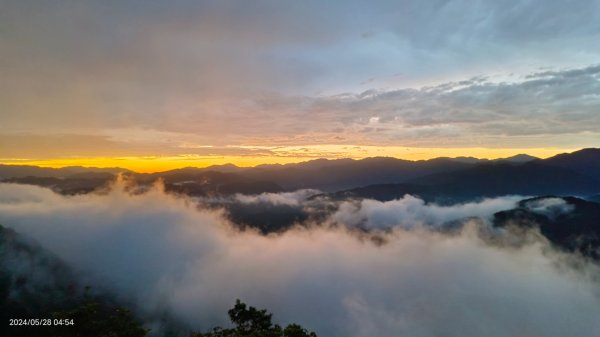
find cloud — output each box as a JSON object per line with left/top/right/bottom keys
{"left": 522, "top": 197, "right": 576, "bottom": 219}
{"left": 234, "top": 189, "right": 321, "bottom": 207}
{"left": 2, "top": 1, "right": 600, "bottom": 155}
{"left": 330, "top": 194, "right": 523, "bottom": 229}
{"left": 0, "top": 132, "right": 280, "bottom": 159}
{"left": 2, "top": 63, "right": 599, "bottom": 159}
{"left": 305, "top": 64, "right": 600, "bottom": 147}
{"left": 205, "top": 189, "right": 324, "bottom": 232}
{"left": 1, "top": 182, "right": 599, "bottom": 337}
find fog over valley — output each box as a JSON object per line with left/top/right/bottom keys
{"left": 1, "top": 177, "right": 600, "bottom": 336}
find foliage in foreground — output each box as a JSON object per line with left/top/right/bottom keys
{"left": 49, "top": 294, "right": 150, "bottom": 337}
{"left": 192, "top": 300, "right": 317, "bottom": 337}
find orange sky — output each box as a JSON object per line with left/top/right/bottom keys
{"left": 0, "top": 145, "right": 577, "bottom": 173}
{"left": 2, "top": 2, "right": 599, "bottom": 172}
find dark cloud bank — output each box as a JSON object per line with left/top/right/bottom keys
{"left": 1, "top": 181, "right": 600, "bottom": 337}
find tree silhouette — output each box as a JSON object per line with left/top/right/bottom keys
{"left": 49, "top": 288, "right": 149, "bottom": 337}
{"left": 192, "top": 299, "right": 316, "bottom": 337}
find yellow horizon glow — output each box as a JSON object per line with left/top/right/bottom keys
{"left": 0, "top": 145, "right": 579, "bottom": 173}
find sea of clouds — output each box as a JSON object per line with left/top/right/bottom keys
{"left": 0, "top": 181, "right": 599, "bottom": 337}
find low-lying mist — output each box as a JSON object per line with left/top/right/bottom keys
{"left": 1, "top": 181, "right": 599, "bottom": 337}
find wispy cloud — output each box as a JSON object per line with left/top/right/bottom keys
{"left": 2, "top": 64, "right": 599, "bottom": 161}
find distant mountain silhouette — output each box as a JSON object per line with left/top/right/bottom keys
{"left": 324, "top": 161, "right": 600, "bottom": 203}
{"left": 133, "top": 170, "right": 284, "bottom": 196}
{"left": 242, "top": 157, "right": 472, "bottom": 191}
{"left": 408, "top": 162, "right": 600, "bottom": 198}
{"left": 438, "top": 154, "right": 539, "bottom": 165}
{"left": 499, "top": 154, "right": 539, "bottom": 163}
{"left": 541, "top": 148, "right": 600, "bottom": 181}
{"left": 445, "top": 156, "right": 483, "bottom": 164}
{"left": 1, "top": 148, "right": 598, "bottom": 197}
{"left": 203, "top": 163, "right": 246, "bottom": 173}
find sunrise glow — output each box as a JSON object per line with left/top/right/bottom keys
{"left": 0, "top": 146, "right": 577, "bottom": 173}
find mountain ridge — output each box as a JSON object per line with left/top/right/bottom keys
{"left": 1, "top": 148, "right": 599, "bottom": 195}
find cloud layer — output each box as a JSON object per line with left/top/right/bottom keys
{"left": 331, "top": 194, "right": 523, "bottom": 229}
{"left": 1, "top": 182, "right": 599, "bottom": 337}
{"left": 2, "top": 0, "right": 600, "bottom": 159}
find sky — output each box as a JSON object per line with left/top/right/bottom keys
{"left": 2, "top": 0, "right": 600, "bottom": 171}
